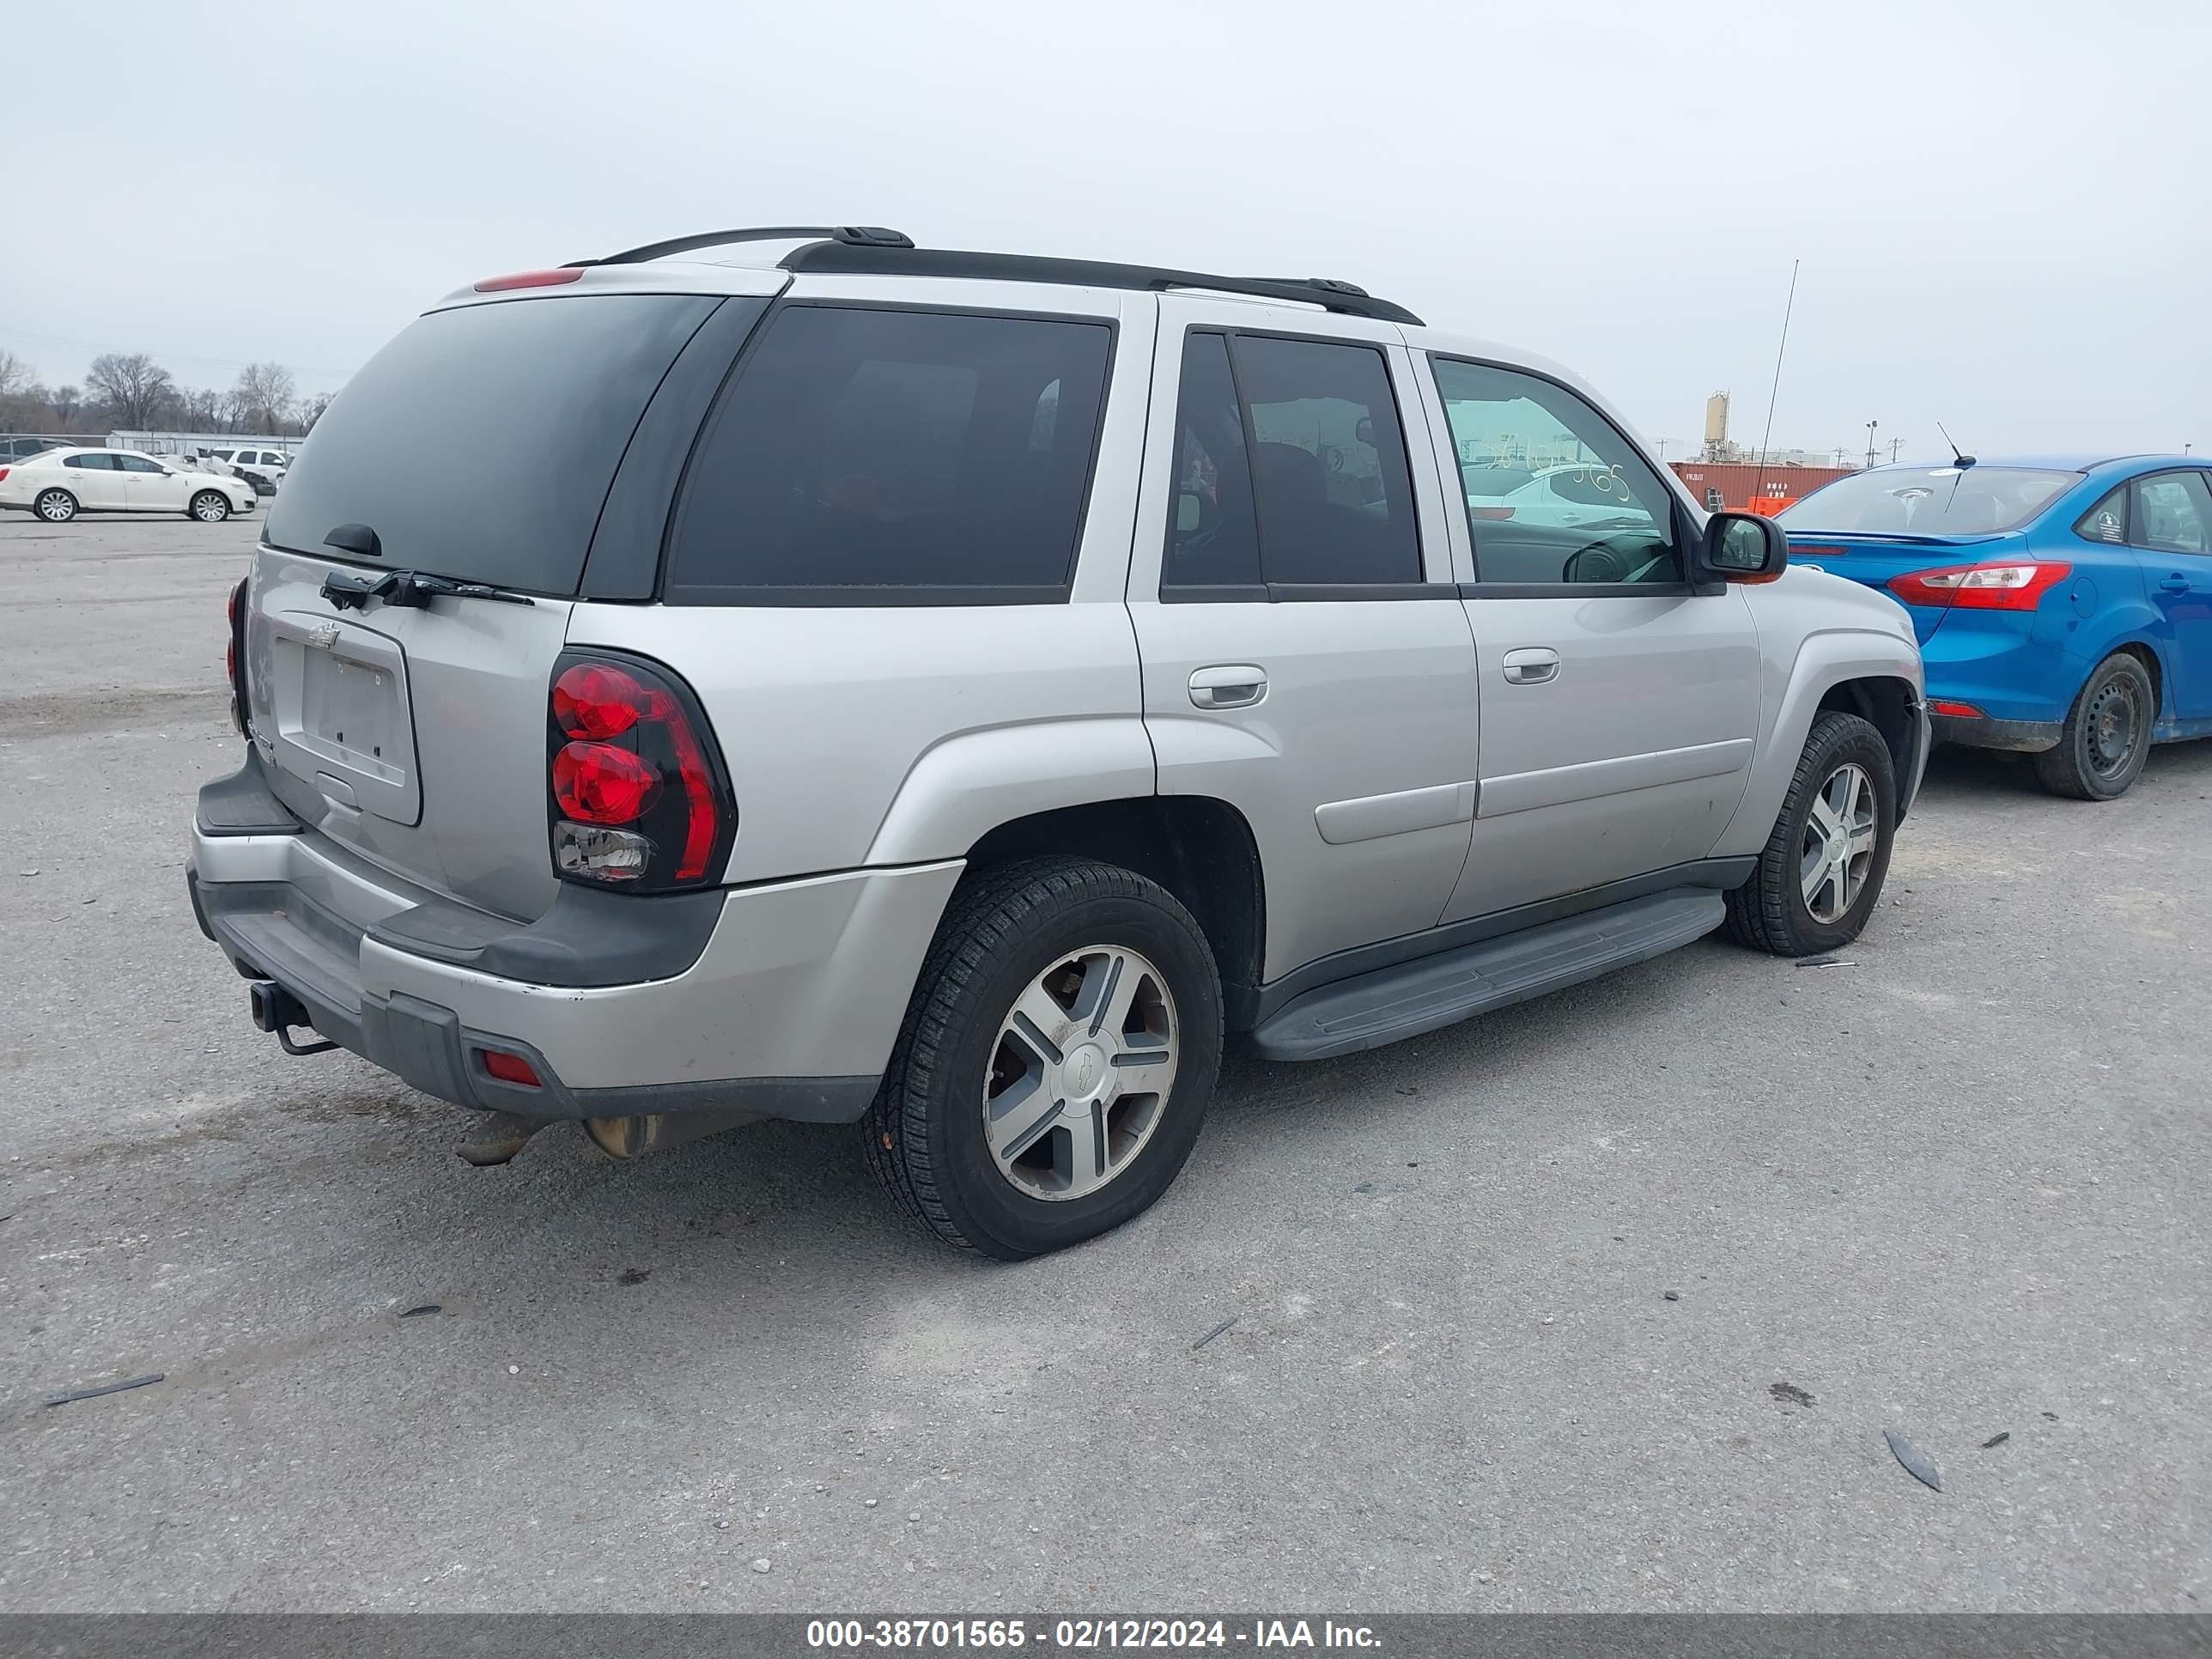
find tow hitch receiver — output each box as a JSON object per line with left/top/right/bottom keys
{"left": 248, "top": 981, "right": 337, "bottom": 1056}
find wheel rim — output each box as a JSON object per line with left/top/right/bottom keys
{"left": 2082, "top": 674, "right": 2142, "bottom": 780}
{"left": 1799, "top": 762, "right": 1878, "bottom": 924}
{"left": 195, "top": 495, "right": 225, "bottom": 521}
{"left": 38, "top": 493, "right": 70, "bottom": 521}
{"left": 982, "top": 944, "right": 1179, "bottom": 1202}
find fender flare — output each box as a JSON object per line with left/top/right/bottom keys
{"left": 863, "top": 716, "right": 1158, "bottom": 868}
{"left": 1713, "top": 627, "right": 1923, "bottom": 859}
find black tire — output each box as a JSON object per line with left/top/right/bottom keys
{"left": 2032, "top": 652, "right": 2153, "bottom": 801}
{"left": 863, "top": 857, "right": 1224, "bottom": 1260}
{"left": 33, "top": 488, "right": 76, "bottom": 524}
{"left": 189, "top": 490, "right": 231, "bottom": 524}
{"left": 1724, "top": 710, "right": 1898, "bottom": 957}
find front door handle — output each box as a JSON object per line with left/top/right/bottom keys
{"left": 1189, "top": 665, "right": 1267, "bottom": 709}
{"left": 2160, "top": 574, "right": 2191, "bottom": 592}
{"left": 1501, "top": 647, "right": 1561, "bottom": 685}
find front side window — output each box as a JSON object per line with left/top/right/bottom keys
{"left": 1431, "top": 359, "right": 1680, "bottom": 586}
{"left": 116, "top": 454, "right": 162, "bottom": 473}
{"left": 665, "top": 305, "right": 1114, "bottom": 601}
{"left": 2132, "top": 472, "right": 2212, "bottom": 555}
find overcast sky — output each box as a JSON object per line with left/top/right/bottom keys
{"left": 3, "top": 0, "right": 2203, "bottom": 460}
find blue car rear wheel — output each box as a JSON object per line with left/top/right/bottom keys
{"left": 2033, "top": 652, "right": 2153, "bottom": 802}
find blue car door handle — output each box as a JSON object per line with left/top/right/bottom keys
{"left": 2160, "top": 574, "right": 2191, "bottom": 592}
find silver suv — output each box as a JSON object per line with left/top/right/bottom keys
{"left": 188, "top": 227, "right": 1929, "bottom": 1257}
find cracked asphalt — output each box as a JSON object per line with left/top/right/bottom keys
{"left": 2, "top": 514, "right": 2205, "bottom": 1611}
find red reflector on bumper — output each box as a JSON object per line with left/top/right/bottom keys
{"left": 479, "top": 1049, "right": 542, "bottom": 1087}
{"left": 1928, "top": 699, "right": 1985, "bottom": 719}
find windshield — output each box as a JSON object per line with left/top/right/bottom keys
{"left": 266, "top": 292, "right": 719, "bottom": 592}
{"left": 1778, "top": 466, "right": 2081, "bottom": 536}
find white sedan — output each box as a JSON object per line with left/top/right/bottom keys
{"left": 0, "top": 447, "right": 259, "bottom": 524}
{"left": 1463, "top": 461, "right": 1649, "bottom": 530}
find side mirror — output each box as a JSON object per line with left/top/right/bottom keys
{"left": 1698, "top": 511, "right": 1787, "bottom": 584}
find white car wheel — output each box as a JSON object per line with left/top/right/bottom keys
{"left": 190, "top": 491, "right": 231, "bottom": 524}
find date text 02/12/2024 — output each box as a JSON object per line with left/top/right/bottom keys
{"left": 805, "top": 1620, "right": 1382, "bottom": 1650}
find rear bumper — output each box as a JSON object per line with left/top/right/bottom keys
{"left": 188, "top": 762, "right": 961, "bottom": 1122}
{"left": 1930, "top": 712, "right": 2062, "bottom": 753}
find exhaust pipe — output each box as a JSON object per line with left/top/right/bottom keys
{"left": 583, "top": 1111, "right": 759, "bottom": 1160}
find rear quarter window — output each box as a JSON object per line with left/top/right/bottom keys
{"left": 664, "top": 304, "right": 1114, "bottom": 604}
{"left": 265, "top": 293, "right": 718, "bottom": 593}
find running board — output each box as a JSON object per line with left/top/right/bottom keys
{"left": 1249, "top": 888, "right": 1726, "bottom": 1062}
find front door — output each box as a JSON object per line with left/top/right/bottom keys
{"left": 1126, "top": 301, "right": 1481, "bottom": 987}
{"left": 1419, "top": 356, "right": 1763, "bottom": 921}
{"left": 116, "top": 452, "right": 185, "bottom": 512}
{"left": 2131, "top": 469, "right": 2212, "bottom": 719}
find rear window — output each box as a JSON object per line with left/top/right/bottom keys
{"left": 266, "top": 293, "right": 717, "bottom": 592}
{"left": 1778, "top": 466, "right": 2081, "bottom": 536}
{"left": 664, "top": 304, "right": 1114, "bottom": 603}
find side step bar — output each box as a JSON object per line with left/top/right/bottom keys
{"left": 1249, "top": 888, "right": 1727, "bottom": 1062}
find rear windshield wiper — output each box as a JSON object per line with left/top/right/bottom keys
{"left": 320, "top": 568, "right": 536, "bottom": 611}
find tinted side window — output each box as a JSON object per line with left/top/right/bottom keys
{"left": 1431, "top": 358, "right": 1682, "bottom": 587}
{"left": 666, "top": 306, "right": 1113, "bottom": 602}
{"left": 64, "top": 453, "right": 115, "bottom": 471}
{"left": 2132, "top": 472, "right": 2212, "bottom": 555}
{"left": 1162, "top": 332, "right": 1261, "bottom": 590}
{"left": 2075, "top": 486, "right": 2128, "bottom": 544}
{"left": 1231, "top": 335, "right": 1421, "bottom": 586}
{"left": 116, "top": 454, "right": 162, "bottom": 473}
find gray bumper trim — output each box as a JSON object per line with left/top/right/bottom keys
{"left": 190, "top": 864, "right": 881, "bottom": 1125}
{"left": 1931, "top": 713, "right": 2061, "bottom": 753}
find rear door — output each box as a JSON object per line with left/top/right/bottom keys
{"left": 1418, "top": 355, "right": 1761, "bottom": 920}
{"left": 61, "top": 453, "right": 125, "bottom": 507}
{"left": 2131, "top": 469, "right": 2212, "bottom": 717}
{"left": 246, "top": 283, "right": 765, "bottom": 921}
{"left": 1126, "top": 299, "right": 1480, "bottom": 982}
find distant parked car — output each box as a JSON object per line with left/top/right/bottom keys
{"left": 0, "top": 436, "right": 64, "bottom": 462}
{"left": 1779, "top": 454, "right": 2212, "bottom": 799}
{"left": 1463, "top": 461, "right": 1648, "bottom": 532}
{"left": 0, "top": 447, "right": 258, "bottom": 523}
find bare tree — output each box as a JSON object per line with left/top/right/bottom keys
{"left": 86, "top": 352, "right": 177, "bottom": 429}
{"left": 0, "top": 348, "right": 33, "bottom": 400}
{"left": 301, "top": 390, "right": 336, "bottom": 432}
{"left": 49, "top": 385, "right": 81, "bottom": 430}
{"left": 232, "top": 362, "right": 298, "bottom": 435}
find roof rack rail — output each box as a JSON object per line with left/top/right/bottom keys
{"left": 569, "top": 225, "right": 914, "bottom": 268}
{"left": 776, "top": 240, "right": 1423, "bottom": 325}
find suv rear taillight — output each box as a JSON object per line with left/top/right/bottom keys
{"left": 546, "top": 651, "right": 734, "bottom": 891}
{"left": 225, "top": 576, "right": 250, "bottom": 737}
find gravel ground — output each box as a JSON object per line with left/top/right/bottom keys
{"left": 1, "top": 514, "right": 2205, "bottom": 1612}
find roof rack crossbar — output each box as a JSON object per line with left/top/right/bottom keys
{"left": 569, "top": 225, "right": 913, "bottom": 268}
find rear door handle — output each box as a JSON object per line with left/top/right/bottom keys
{"left": 1501, "top": 647, "right": 1561, "bottom": 685}
{"left": 1189, "top": 665, "right": 1267, "bottom": 709}
{"left": 2160, "top": 574, "right": 2191, "bottom": 592}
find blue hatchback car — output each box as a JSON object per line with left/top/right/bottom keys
{"left": 1776, "top": 455, "right": 2212, "bottom": 799}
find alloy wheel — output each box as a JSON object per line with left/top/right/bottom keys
{"left": 1800, "top": 762, "right": 1878, "bottom": 924}
{"left": 982, "top": 944, "right": 1179, "bottom": 1202}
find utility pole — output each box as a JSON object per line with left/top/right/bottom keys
{"left": 1889, "top": 437, "right": 1906, "bottom": 464}
{"left": 1865, "top": 421, "right": 1879, "bottom": 471}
